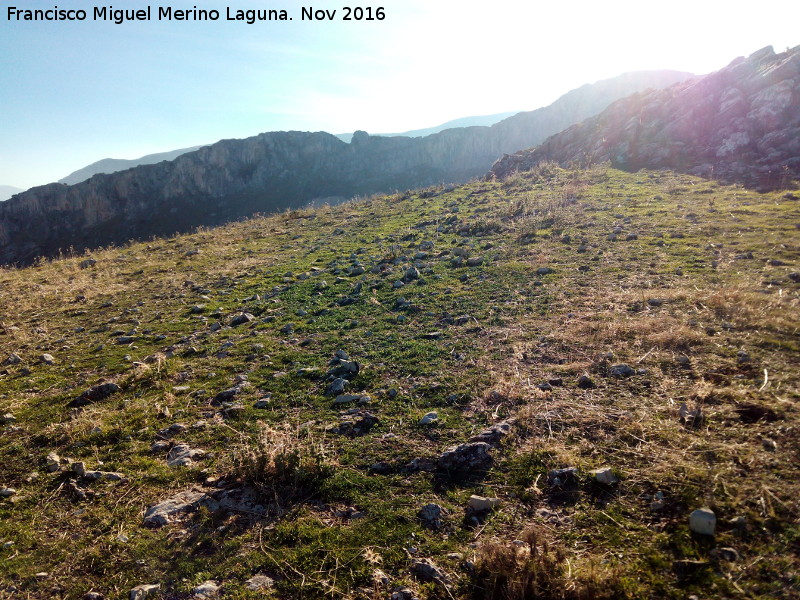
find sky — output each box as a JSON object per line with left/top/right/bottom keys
{"left": 0, "top": 0, "right": 798, "bottom": 190}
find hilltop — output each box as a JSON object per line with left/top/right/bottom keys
{"left": 0, "top": 164, "right": 797, "bottom": 599}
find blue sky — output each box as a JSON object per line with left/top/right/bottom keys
{"left": 1, "top": 0, "right": 797, "bottom": 189}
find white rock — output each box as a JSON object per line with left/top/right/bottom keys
{"left": 468, "top": 495, "right": 501, "bottom": 512}
{"left": 46, "top": 452, "right": 61, "bottom": 472}
{"left": 419, "top": 411, "right": 438, "bottom": 425}
{"left": 590, "top": 467, "right": 617, "bottom": 485}
{"left": 689, "top": 507, "right": 716, "bottom": 536}
{"left": 129, "top": 584, "right": 160, "bottom": 600}
{"left": 245, "top": 574, "right": 275, "bottom": 591}
{"left": 192, "top": 580, "right": 220, "bottom": 598}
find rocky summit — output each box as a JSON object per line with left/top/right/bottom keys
{"left": 490, "top": 46, "right": 800, "bottom": 190}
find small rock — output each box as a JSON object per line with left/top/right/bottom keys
{"left": 2, "top": 353, "right": 22, "bottom": 366}
{"left": 46, "top": 452, "right": 61, "bottom": 472}
{"left": 689, "top": 507, "right": 716, "bottom": 536}
{"left": 73, "top": 382, "right": 121, "bottom": 407}
{"left": 40, "top": 353, "right": 55, "bottom": 365}
{"left": 0, "top": 488, "right": 16, "bottom": 498}
{"left": 577, "top": 374, "right": 595, "bottom": 389}
{"left": 325, "top": 378, "right": 349, "bottom": 396}
{"left": 548, "top": 467, "right": 579, "bottom": 488}
{"left": 245, "top": 575, "right": 275, "bottom": 591}
{"left": 590, "top": 468, "right": 617, "bottom": 485}
{"left": 391, "top": 588, "right": 418, "bottom": 600}
{"left": 83, "top": 593, "right": 104, "bottom": 600}
{"left": 467, "top": 495, "right": 500, "bottom": 512}
{"left": 129, "top": 584, "right": 160, "bottom": 600}
{"left": 166, "top": 444, "right": 205, "bottom": 467}
{"left": 1, "top": 413, "right": 16, "bottom": 424}
{"left": 536, "top": 267, "right": 553, "bottom": 276}
{"left": 411, "top": 558, "right": 449, "bottom": 584}
{"left": 437, "top": 442, "right": 493, "bottom": 473}
{"left": 419, "top": 411, "right": 438, "bottom": 425}
{"left": 230, "top": 313, "right": 255, "bottom": 326}
{"left": 191, "top": 580, "right": 220, "bottom": 598}
{"left": 610, "top": 363, "right": 635, "bottom": 377}
{"left": 143, "top": 490, "right": 206, "bottom": 527}
{"left": 418, "top": 503, "right": 445, "bottom": 530}
{"left": 650, "top": 491, "right": 666, "bottom": 511}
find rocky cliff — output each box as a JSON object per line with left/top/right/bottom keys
{"left": 489, "top": 46, "right": 800, "bottom": 190}
{"left": 0, "top": 70, "right": 689, "bottom": 265}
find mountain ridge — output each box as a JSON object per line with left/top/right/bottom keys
{"left": 0, "top": 69, "right": 690, "bottom": 265}
{"left": 490, "top": 46, "right": 800, "bottom": 190}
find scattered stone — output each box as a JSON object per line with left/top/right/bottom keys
{"left": 46, "top": 452, "right": 61, "bottom": 473}
{"left": 331, "top": 411, "right": 379, "bottom": 436}
{"left": 129, "top": 584, "right": 160, "bottom": 600}
{"left": 466, "top": 256, "right": 484, "bottom": 267}
{"left": 245, "top": 575, "right": 275, "bottom": 591}
{"left": 83, "top": 593, "right": 104, "bottom": 600}
{"left": 391, "top": 587, "right": 418, "bottom": 600}
{"left": 577, "top": 374, "right": 595, "bottom": 389}
{"left": 166, "top": 444, "right": 206, "bottom": 467}
{"left": 590, "top": 468, "right": 618, "bottom": 485}
{"left": 325, "top": 378, "right": 349, "bottom": 396}
{"left": 419, "top": 411, "right": 438, "bottom": 425}
{"left": 689, "top": 507, "right": 716, "bottom": 536}
{"left": 437, "top": 442, "right": 493, "bottom": 473}
{"left": 647, "top": 298, "right": 664, "bottom": 307}
{"left": 79, "top": 258, "right": 97, "bottom": 269}
{"left": 0, "top": 488, "right": 16, "bottom": 498}
{"left": 0, "top": 413, "right": 16, "bottom": 424}
{"left": 536, "top": 267, "right": 553, "bottom": 276}
{"left": 253, "top": 398, "right": 271, "bottom": 409}
{"left": 212, "top": 385, "right": 243, "bottom": 404}
{"left": 418, "top": 503, "right": 445, "bottom": 530}
{"left": 548, "top": 467, "right": 579, "bottom": 488}
{"left": 72, "top": 382, "right": 121, "bottom": 407}
{"left": 191, "top": 581, "right": 220, "bottom": 599}
{"left": 411, "top": 558, "right": 450, "bottom": 584}
{"left": 537, "top": 382, "right": 553, "bottom": 391}
{"left": 610, "top": 363, "right": 635, "bottom": 377}
{"left": 467, "top": 495, "right": 500, "bottom": 512}
{"left": 280, "top": 323, "right": 294, "bottom": 334}
{"left": 40, "top": 353, "right": 55, "bottom": 365}
{"left": 157, "top": 423, "right": 187, "bottom": 439}
{"left": 230, "top": 313, "right": 255, "bottom": 326}
{"left": 116, "top": 336, "right": 136, "bottom": 345}
{"left": 3, "top": 353, "right": 22, "bottom": 366}
{"left": 469, "top": 421, "right": 512, "bottom": 447}
{"left": 143, "top": 490, "right": 206, "bottom": 527}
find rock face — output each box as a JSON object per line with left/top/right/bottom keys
{"left": 490, "top": 46, "right": 800, "bottom": 190}
{"left": 0, "top": 70, "right": 688, "bottom": 265}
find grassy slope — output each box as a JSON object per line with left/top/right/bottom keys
{"left": 0, "top": 165, "right": 798, "bottom": 599}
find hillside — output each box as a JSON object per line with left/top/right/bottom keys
{"left": 0, "top": 70, "right": 688, "bottom": 267}
{"left": 490, "top": 46, "right": 800, "bottom": 190}
{"left": 59, "top": 147, "right": 207, "bottom": 186}
{"left": 0, "top": 164, "right": 797, "bottom": 599}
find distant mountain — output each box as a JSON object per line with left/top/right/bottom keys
{"left": 0, "top": 69, "right": 690, "bottom": 265}
{"left": 59, "top": 146, "right": 206, "bottom": 185}
{"left": 335, "top": 112, "right": 518, "bottom": 142}
{"left": 0, "top": 186, "right": 23, "bottom": 202}
{"left": 490, "top": 46, "right": 800, "bottom": 190}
